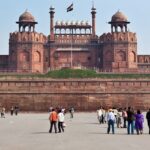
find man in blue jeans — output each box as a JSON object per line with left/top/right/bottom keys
{"left": 127, "top": 107, "right": 135, "bottom": 134}
{"left": 107, "top": 109, "right": 115, "bottom": 134}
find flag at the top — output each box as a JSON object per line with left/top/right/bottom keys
{"left": 67, "top": 3, "right": 73, "bottom": 12}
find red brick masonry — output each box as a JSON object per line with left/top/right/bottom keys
{"left": 0, "top": 78, "right": 150, "bottom": 111}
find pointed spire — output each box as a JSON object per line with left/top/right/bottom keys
{"left": 92, "top": 1, "right": 95, "bottom": 9}
{"left": 91, "top": 1, "right": 96, "bottom": 11}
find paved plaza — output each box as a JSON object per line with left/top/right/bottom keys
{"left": 0, "top": 112, "right": 149, "bottom": 150}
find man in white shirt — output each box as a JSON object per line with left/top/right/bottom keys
{"left": 107, "top": 109, "right": 115, "bottom": 134}
{"left": 97, "top": 108, "right": 102, "bottom": 124}
{"left": 58, "top": 109, "right": 65, "bottom": 133}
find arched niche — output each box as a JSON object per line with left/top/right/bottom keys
{"left": 116, "top": 51, "right": 126, "bottom": 62}
{"left": 33, "top": 51, "right": 41, "bottom": 62}
{"left": 19, "top": 51, "right": 29, "bottom": 62}
{"left": 129, "top": 51, "right": 136, "bottom": 62}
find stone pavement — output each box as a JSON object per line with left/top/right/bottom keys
{"left": 0, "top": 112, "right": 149, "bottom": 150}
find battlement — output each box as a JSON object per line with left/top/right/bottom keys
{"left": 9, "top": 32, "right": 47, "bottom": 43}
{"left": 99, "top": 32, "right": 137, "bottom": 43}
{"left": 54, "top": 34, "right": 93, "bottom": 44}
{"left": 55, "top": 20, "right": 91, "bottom": 28}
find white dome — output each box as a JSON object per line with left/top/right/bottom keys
{"left": 55, "top": 21, "right": 59, "bottom": 25}
{"left": 61, "top": 21, "right": 65, "bottom": 25}
{"left": 67, "top": 21, "right": 71, "bottom": 25}
{"left": 56, "top": 21, "right": 61, "bottom": 25}
{"left": 73, "top": 21, "right": 76, "bottom": 25}
{"left": 65, "top": 21, "right": 69, "bottom": 25}
{"left": 81, "top": 21, "right": 86, "bottom": 25}
{"left": 86, "top": 21, "right": 89, "bottom": 25}
{"left": 76, "top": 21, "right": 80, "bottom": 25}
{"left": 70, "top": 21, "right": 74, "bottom": 25}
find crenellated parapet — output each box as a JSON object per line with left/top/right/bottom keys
{"left": 99, "top": 32, "right": 137, "bottom": 43}
{"left": 55, "top": 34, "right": 92, "bottom": 44}
{"left": 9, "top": 32, "right": 47, "bottom": 43}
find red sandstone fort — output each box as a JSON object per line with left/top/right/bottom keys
{"left": 0, "top": 6, "right": 150, "bottom": 73}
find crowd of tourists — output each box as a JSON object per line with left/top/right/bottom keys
{"left": 1, "top": 104, "right": 150, "bottom": 135}
{"left": 48, "top": 107, "right": 74, "bottom": 134}
{"left": 0, "top": 106, "right": 20, "bottom": 118}
{"left": 97, "top": 107, "right": 150, "bottom": 135}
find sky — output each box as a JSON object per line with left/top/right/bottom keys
{"left": 0, "top": 0, "right": 150, "bottom": 55}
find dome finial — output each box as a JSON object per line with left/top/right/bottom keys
{"left": 92, "top": 0, "right": 96, "bottom": 10}
{"left": 92, "top": 1, "right": 94, "bottom": 8}
{"left": 50, "top": 5, "right": 55, "bottom": 11}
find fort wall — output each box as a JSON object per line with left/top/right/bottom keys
{"left": 0, "top": 78, "right": 150, "bottom": 111}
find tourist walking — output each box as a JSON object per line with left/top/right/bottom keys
{"left": 69, "top": 107, "right": 74, "bottom": 118}
{"left": 117, "top": 110, "right": 122, "bottom": 128}
{"left": 58, "top": 109, "right": 65, "bottom": 133}
{"left": 146, "top": 108, "right": 150, "bottom": 134}
{"left": 14, "top": 106, "right": 19, "bottom": 115}
{"left": 10, "top": 106, "right": 14, "bottom": 116}
{"left": 97, "top": 108, "right": 102, "bottom": 124}
{"left": 107, "top": 109, "right": 115, "bottom": 134}
{"left": 135, "top": 110, "right": 144, "bottom": 135}
{"left": 122, "top": 108, "right": 127, "bottom": 128}
{"left": 1, "top": 107, "right": 5, "bottom": 118}
{"left": 49, "top": 108, "right": 58, "bottom": 133}
{"left": 127, "top": 107, "right": 135, "bottom": 134}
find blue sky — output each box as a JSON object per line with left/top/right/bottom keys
{"left": 0, "top": 0, "right": 149, "bottom": 54}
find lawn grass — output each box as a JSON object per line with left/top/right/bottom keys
{"left": 0, "top": 69, "right": 150, "bottom": 79}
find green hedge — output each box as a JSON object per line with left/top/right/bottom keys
{"left": 0, "top": 69, "right": 150, "bottom": 79}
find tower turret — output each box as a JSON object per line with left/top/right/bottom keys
{"left": 101, "top": 11, "right": 137, "bottom": 72}
{"left": 16, "top": 10, "right": 37, "bottom": 32}
{"left": 109, "top": 11, "right": 130, "bottom": 33}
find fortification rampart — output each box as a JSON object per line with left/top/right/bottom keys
{"left": 0, "top": 78, "right": 150, "bottom": 111}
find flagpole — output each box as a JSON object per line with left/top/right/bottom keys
{"left": 66, "top": 3, "right": 74, "bottom": 68}
{"left": 71, "top": 28, "right": 73, "bottom": 68}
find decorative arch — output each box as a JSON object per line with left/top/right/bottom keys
{"left": 19, "top": 51, "right": 29, "bottom": 62}
{"left": 129, "top": 51, "right": 136, "bottom": 62}
{"left": 33, "top": 51, "right": 41, "bottom": 62}
{"left": 116, "top": 51, "right": 126, "bottom": 62}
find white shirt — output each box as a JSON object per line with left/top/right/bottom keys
{"left": 58, "top": 112, "right": 65, "bottom": 122}
{"left": 97, "top": 109, "right": 102, "bottom": 117}
{"left": 107, "top": 112, "right": 115, "bottom": 121}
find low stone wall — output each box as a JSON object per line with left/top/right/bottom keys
{"left": 0, "top": 78, "right": 150, "bottom": 111}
